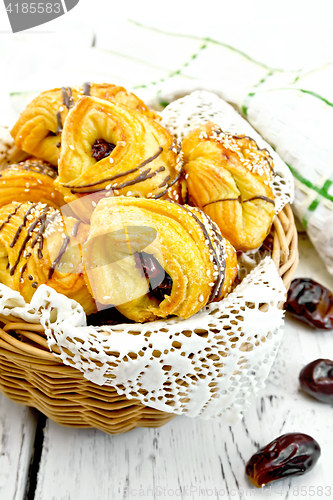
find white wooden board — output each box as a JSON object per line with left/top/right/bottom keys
{"left": 32, "top": 231, "right": 333, "bottom": 500}
{"left": 0, "top": 395, "right": 38, "bottom": 500}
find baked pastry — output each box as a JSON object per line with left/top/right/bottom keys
{"left": 181, "top": 123, "right": 275, "bottom": 251}
{"left": 0, "top": 159, "right": 64, "bottom": 210}
{"left": 55, "top": 96, "right": 186, "bottom": 219}
{"left": 82, "top": 197, "right": 238, "bottom": 323}
{"left": 11, "top": 83, "right": 160, "bottom": 166}
{"left": 0, "top": 202, "right": 96, "bottom": 315}
{"left": 0, "top": 125, "right": 29, "bottom": 170}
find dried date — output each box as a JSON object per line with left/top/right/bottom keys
{"left": 300, "top": 359, "right": 333, "bottom": 403}
{"left": 285, "top": 278, "right": 333, "bottom": 329}
{"left": 245, "top": 433, "right": 321, "bottom": 488}
{"left": 91, "top": 139, "right": 116, "bottom": 161}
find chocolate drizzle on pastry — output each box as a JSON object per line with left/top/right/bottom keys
{"left": 10, "top": 203, "right": 39, "bottom": 249}
{"left": 0, "top": 204, "right": 22, "bottom": 231}
{"left": 6, "top": 159, "right": 58, "bottom": 179}
{"left": 168, "top": 137, "right": 182, "bottom": 154}
{"left": 83, "top": 82, "right": 91, "bottom": 96}
{"left": 0, "top": 202, "right": 72, "bottom": 285}
{"left": 56, "top": 111, "right": 63, "bottom": 133}
{"left": 158, "top": 175, "right": 171, "bottom": 188}
{"left": 203, "top": 196, "right": 274, "bottom": 207}
{"left": 243, "top": 196, "right": 275, "bottom": 205}
{"left": 135, "top": 147, "right": 163, "bottom": 169}
{"left": 31, "top": 212, "right": 58, "bottom": 259}
{"left": 203, "top": 198, "right": 239, "bottom": 207}
{"left": 19, "top": 263, "right": 28, "bottom": 280}
{"left": 72, "top": 220, "right": 82, "bottom": 237}
{"left": 66, "top": 147, "right": 164, "bottom": 191}
{"left": 115, "top": 166, "right": 166, "bottom": 191}
{"left": 150, "top": 170, "right": 184, "bottom": 200}
{"left": 61, "top": 87, "right": 74, "bottom": 110}
{"left": 173, "top": 203, "right": 226, "bottom": 301}
{"left": 9, "top": 204, "right": 50, "bottom": 276}
{"left": 48, "top": 235, "right": 70, "bottom": 279}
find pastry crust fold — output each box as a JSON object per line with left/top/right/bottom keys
{"left": 182, "top": 123, "right": 275, "bottom": 251}
{"left": 0, "top": 125, "right": 29, "bottom": 170}
{"left": 0, "top": 202, "right": 96, "bottom": 315}
{"left": 0, "top": 159, "right": 64, "bottom": 210}
{"left": 82, "top": 197, "right": 237, "bottom": 323}
{"left": 55, "top": 96, "right": 186, "bottom": 219}
{"left": 11, "top": 83, "right": 159, "bottom": 166}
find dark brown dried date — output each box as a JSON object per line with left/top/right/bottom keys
{"left": 91, "top": 139, "right": 116, "bottom": 161}
{"left": 245, "top": 433, "right": 321, "bottom": 488}
{"left": 285, "top": 278, "right": 333, "bottom": 329}
{"left": 134, "top": 252, "right": 173, "bottom": 302}
{"left": 300, "top": 359, "right": 333, "bottom": 403}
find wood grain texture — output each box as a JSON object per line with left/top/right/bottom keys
{"left": 32, "top": 231, "right": 333, "bottom": 499}
{"left": 0, "top": 394, "right": 38, "bottom": 500}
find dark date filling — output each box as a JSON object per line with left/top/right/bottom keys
{"left": 91, "top": 139, "right": 116, "bottom": 161}
{"left": 86, "top": 252, "right": 173, "bottom": 326}
{"left": 87, "top": 307, "right": 134, "bottom": 327}
{"left": 134, "top": 251, "right": 173, "bottom": 302}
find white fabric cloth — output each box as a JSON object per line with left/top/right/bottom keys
{"left": 1, "top": 20, "right": 332, "bottom": 274}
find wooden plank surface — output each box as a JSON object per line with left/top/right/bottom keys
{"left": 32, "top": 232, "right": 333, "bottom": 500}
{"left": 0, "top": 395, "right": 38, "bottom": 500}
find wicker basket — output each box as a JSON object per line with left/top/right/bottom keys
{"left": 0, "top": 204, "right": 298, "bottom": 434}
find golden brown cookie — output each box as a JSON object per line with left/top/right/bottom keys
{"left": 55, "top": 96, "right": 186, "bottom": 219}
{"left": 0, "top": 159, "right": 64, "bottom": 210}
{"left": 11, "top": 83, "right": 160, "bottom": 166}
{"left": 182, "top": 123, "right": 275, "bottom": 251}
{"left": 82, "top": 197, "right": 238, "bottom": 323}
{"left": 0, "top": 201, "right": 96, "bottom": 315}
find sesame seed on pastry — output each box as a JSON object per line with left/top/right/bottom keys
{"left": 0, "top": 159, "right": 64, "bottom": 210}
{"left": 182, "top": 123, "right": 275, "bottom": 251}
{"left": 0, "top": 201, "right": 96, "bottom": 315}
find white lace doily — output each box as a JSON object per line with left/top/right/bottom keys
{"left": 161, "top": 90, "right": 294, "bottom": 215}
{"left": 0, "top": 258, "right": 286, "bottom": 424}
{"left": 0, "top": 92, "right": 294, "bottom": 424}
